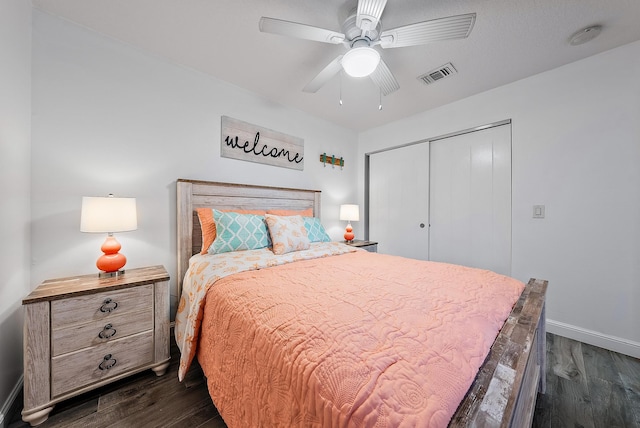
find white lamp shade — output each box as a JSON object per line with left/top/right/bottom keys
{"left": 341, "top": 47, "right": 380, "bottom": 77}
{"left": 81, "top": 196, "right": 137, "bottom": 233}
{"left": 339, "top": 204, "right": 360, "bottom": 222}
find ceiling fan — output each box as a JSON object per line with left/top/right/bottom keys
{"left": 259, "top": 0, "right": 476, "bottom": 96}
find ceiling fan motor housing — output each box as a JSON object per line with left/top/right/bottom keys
{"left": 351, "top": 38, "right": 373, "bottom": 48}
{"left": 343, "top": 9, "right": 380, "bottom": 43}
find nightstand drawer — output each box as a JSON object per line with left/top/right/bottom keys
{"left": 51, "top": 284, "right": 153, "bottom": 329}
{"left": 52, "top": 309, "right": 153, "bottom": 357}
{"left": 51, "top": 330, "right": 154, "bottom": 398}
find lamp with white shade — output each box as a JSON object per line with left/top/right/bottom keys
{"left": 339, "top": 204, "right": 360, "bottom": 242}
{"left": 81, "top": 194, "right": 137, "bottom": 277}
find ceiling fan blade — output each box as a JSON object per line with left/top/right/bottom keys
{"left": 369, "top": 58, "right": 399, "bottom": 96}
{"left": 259, "top": 17, "right": 345, "bottom": 44}
{"left": 379, "top": 13, "right": 476, "bottom": 48}
{"left": 303, "top": 55, "right": 344, "bottom": 93}
{"left": 356, "top": 0, "right": 388, "bottom": 32}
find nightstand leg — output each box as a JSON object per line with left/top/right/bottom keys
{"left": 22, "top": 405, "right": 54, "bottom": 426}
{"left": 151, "top": 361, "right": 170, "bottom": 376}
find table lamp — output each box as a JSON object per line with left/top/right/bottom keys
{"left": 81, "top": 194, "right": 137, "bottom": 277}
{"left": 339, "top": 204, "right": 360, "bottom": 242}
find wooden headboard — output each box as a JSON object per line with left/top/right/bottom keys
{"left": 176, "top": 179, "right": 321, "bottom": 295}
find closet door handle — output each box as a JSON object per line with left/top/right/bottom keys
{"left": 419, "top": 223, "right": 425, "bottom": 228}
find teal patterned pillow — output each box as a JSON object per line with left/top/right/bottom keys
{"left": 209, "top": 210, "right": 270, "bottom": 254}
{"left": 303, "top": 217, "right": 331, "bottom": 242}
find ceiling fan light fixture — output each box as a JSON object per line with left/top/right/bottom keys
{"left": 342, "top": 47, "right": 380, "bottom": 78}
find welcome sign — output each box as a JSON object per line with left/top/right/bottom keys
{"left": 220, "top": 116, "right": 304, "bottom": 171}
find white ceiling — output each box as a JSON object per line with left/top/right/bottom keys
{"left": 32, "top": 0, "right": 640, "bottom": 132}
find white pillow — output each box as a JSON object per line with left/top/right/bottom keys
{"left": 264, "top": 214, "right": 311, "bottom": 255}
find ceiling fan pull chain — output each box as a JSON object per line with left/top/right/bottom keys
{"left": 379, "top": 88, "right": 383, "bottom": 111}
{"left": 339, "top": 72, "right": 343, "bottom": 106}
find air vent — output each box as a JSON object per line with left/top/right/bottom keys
{"left": 418, "top": 63, "right": 458, "bottom": 85}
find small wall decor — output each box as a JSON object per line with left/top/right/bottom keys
{"left": 320, "top": 153, "right": 344, "bottom": 169}
{"left": 221, "top": 116, "right": 304, "bottom": 171}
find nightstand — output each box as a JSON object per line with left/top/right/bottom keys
{"left": 21, "top": 265, "right": 170, "bottom": 426}
{"left": 345, "top": 239, "right": 378, "bottom": 253}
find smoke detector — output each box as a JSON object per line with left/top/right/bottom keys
{"left": 569, "top": 25, "right": 602, "bottom": 46}
{"left": 418, "top": 63, "right": 458, "bottom": 85}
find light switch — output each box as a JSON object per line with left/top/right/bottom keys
{"left": 533, "top": 205, "right": 545, "bottom": 219}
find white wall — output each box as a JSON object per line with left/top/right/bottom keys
{"left": 0, "top": 0, "right": 32, "bottom": 422}
{"left": 358, "top": 41, "right": 640, "bottom": 357}
{"left": 31, "top": 10, "right": 359, "bottom": 312}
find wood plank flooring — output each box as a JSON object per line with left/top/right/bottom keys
{"left": 8, "top": 340, "right": 226, "bottom": 428}
{"left": 8, "top": 333, "right": 640, "bottom": 427}
{"left": 532, "top": 333, "right": 640, "bottom": 428}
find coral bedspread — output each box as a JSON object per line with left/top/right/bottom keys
{"left": 179, "top": 244, "right": 524, "bottom": 427}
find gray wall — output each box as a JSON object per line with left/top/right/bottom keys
{"left": 0, "top": 0, "right": 32, "bottom": 422}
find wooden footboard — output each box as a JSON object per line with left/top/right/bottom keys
{"left": 449, "top": 278, "right": 548, "bottom": 427}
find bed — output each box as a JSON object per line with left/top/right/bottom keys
{"left": 175, "top": 179, "right": 548, "bottom": 427}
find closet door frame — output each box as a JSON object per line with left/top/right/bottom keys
{"left": 365, "top": 119, "right": 511, "bottom": 258}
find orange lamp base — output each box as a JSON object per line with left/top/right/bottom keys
{"left": 344, "top": 224, "right": 355, "bottom": 242}
{"left": 96, "top": 235, "right": 127, "bottom": 275}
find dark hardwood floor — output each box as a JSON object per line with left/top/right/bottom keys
{"left": 9, "top": 333, "right": 640, "bottom": 427}
{"left": 8, "top": 340, "right": 226, "bottom": 428}
{"left": 533, "top": 334, "right": 640, "bottom": 428}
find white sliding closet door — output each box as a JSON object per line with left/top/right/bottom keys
{"left": 369, "top": 143, "right": 429, "bottom": 259}
{"left": 429, "top": 124, "right": 511, "bottom": 275}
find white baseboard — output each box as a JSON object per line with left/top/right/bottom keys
{"left": 0, "top": 375, "right": 23, "bottom": 428}
{"left": 547, "top": 319, "right": 640, "bottom": 358}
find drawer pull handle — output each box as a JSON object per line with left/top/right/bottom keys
{"left": 98, "top": 354, "right": 117, "bottom": 371}
{"left": 98, "top": 324, "right": 117, "bottom": 339}
{"left": 99, "top": 298, "right": 118, "bottom": 313}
